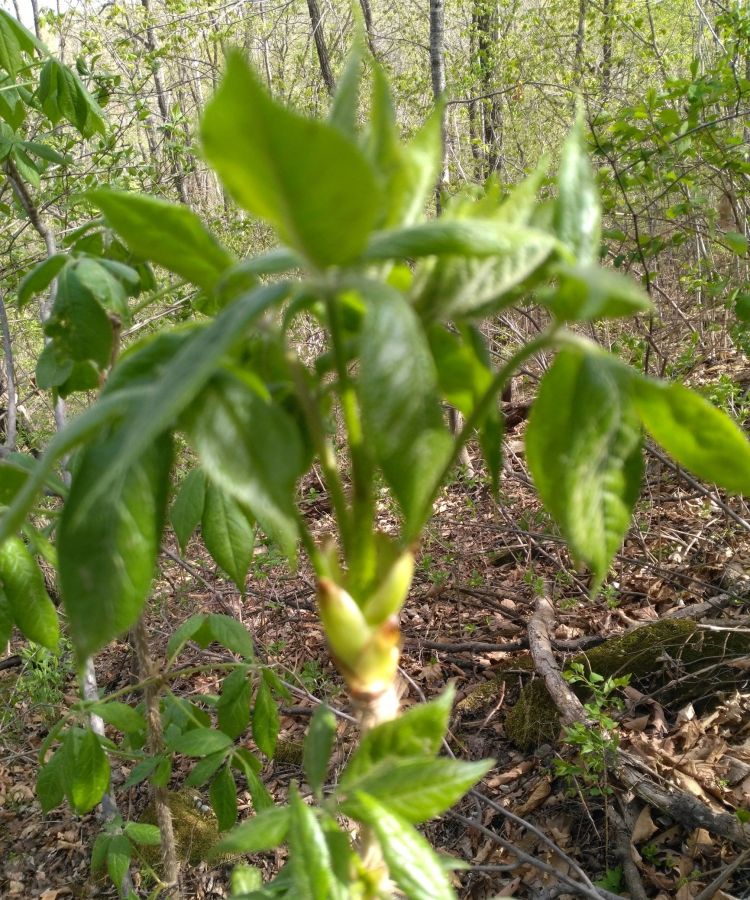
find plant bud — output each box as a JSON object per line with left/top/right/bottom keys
{"left": 317, "top": 577, "right": 370, "bottom": 673}
{"left": 361, "top": 548, "right": 414, "bottom": 625}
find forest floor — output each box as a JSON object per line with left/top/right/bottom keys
{"left": 2, "top": 382, "right": 750, "bottom": 899}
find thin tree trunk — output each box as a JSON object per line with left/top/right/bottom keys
{"left": 474, "top": 0, "right": 502, "bottom": 177}
{"left": 140, "top": 0, "right": 189, "bottom": 204}
{"left": 429, "top": 0, "right": 448, "bottom": 202}
{"left": 132, "top": 617, "right": 181, "bottom": 896}
{"left": 0, "top": 293, "right": 17, "bottom": 452}
{"left": 358, "top": 0, "right": 377, "bottom": 57}
{"left": 307, "top": 0, "right": 335, "bottom": 95}
{"left": 600, "top": 0, "right": 614, "bottom": 101}
{"left": 575, "top": 0, "right": 587, "bottom": 86}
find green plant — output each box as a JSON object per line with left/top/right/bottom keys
{"left": 554, "top": 663, "right": 630, "bottom": 796}
{"left": 1, "top": 36, "right": 749, "bottom": 900}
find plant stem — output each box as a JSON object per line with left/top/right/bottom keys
{"left": 132, "top": 616, "right": 182, "bottom": 897}
{"left": 324, "top": 294, "right": 376, "bottom": 586}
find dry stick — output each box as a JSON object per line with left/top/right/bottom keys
{"left": 607, "top": 806, "right": 648, "bottom": 900}
{"left": 131, "top": 618, "right": 181, "bottom": 896}
{"left": 0, "top": 291, "right": 18, "bottom": 451}
{"left": 4, "top": 160, "right": 136, "bottom": 894}
{"left": 527, "top": 593, "right": 750, "bottom": 849}
{"left": 692, "top": 846, "right": 750, "bottom": 900}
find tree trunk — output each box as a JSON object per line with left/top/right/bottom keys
{"left": 474, "top": 0, "right": 502, "bottom": 178}
{"left": 140, "top": 0, "right": 190, "bottom": 205}
{"left": 429, "top": 0, "right": 448, "bottom": 204}
{"left": 0, "top": 293, "right": 17, "bottom": 452}
{"left": 575, "top": 0, "right": 587, "bottom": 86}
{"left": 358, "top": 0, "right": 377, "bottom": 57}
{"left": 307, "top": 0, "right": 336, "bottom": 95}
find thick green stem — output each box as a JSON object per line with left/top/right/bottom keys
{"left": 324, "top": 295, "right": 377, "bottom": 587}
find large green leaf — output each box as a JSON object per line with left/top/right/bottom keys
{"left": 366, "top": 64, "right": 442, "bottom": 228}
{"left": 358, "top": 285, "right": 452, "bottom": 534}
{"left": 289, "top": 784, "right": 338, "bottom": 900}
{"left": 210, "top": 764, "right": 239, "bottom": 831}
{"left": 58, "top": 431, "right": 173, "bottom": 662}
{"left": 0, "top": 536, "right": 58, "bottom": 649}
{"left": 0, "top": 10, "right": 41, "bottom": 77}
{"left": 211, "top": 806, "right": 290, "bottom": 856}
{"left": 78, "top": 282, "right": 289, "bottom": 512}
{"left": 62, "top": 728, "right": 110, "bottom": 814}
{"left": 170, "top": 727, "right": 234, "bottom": 758}
{"left": 90, "top": 191, "right": 235, "bottom": 293}
{"left": 184, "top": 372, "right": 302, "bottom": 560}
{"left": 45, "top": 263, "right": 114, "bottom": 368}
{"left": 252, "top": 671, "right": 279, "bottom": 759}
{"left": 545, "top": 264, "right": 652, "bottom": 321}
{"left": 217, "top": 667, "right": 252, "bottom": 740}
{"left": 342, "top": 757, "right": 492, "bottom": 824}
{"left": 170, "top": 468, "right": 206, "bottom": 553}
{"left": 303, "top": 705, "right": 336, "bottom": 795}
{"left": 342, "top": 686, "right": 454, "bottom": 784}
{"left": 201, "top": 53, "right": 381, "bottom": 267}
{"left": 18, "top": 254, "right": 67, "bottom": 307}
{"left": 350, "top": 792, "right": 456, "bottom": 900}
{"left": 554, "top": 115, "right": 601, "bottom": 264}
{"left": 202, "top": 480, "right": 255, "bottom": 589}
{"left": 38, "top": 58, "right": 105, "bottom": 137}
{"left": 526, "top": 349, "right": 643, "bottom": 587}
{"left": 633, "top": 378, "right": 750, "bottom": 495}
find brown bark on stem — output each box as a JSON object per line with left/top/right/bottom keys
{"left": 132, "top": 617, "right": 182, "bottom": 895}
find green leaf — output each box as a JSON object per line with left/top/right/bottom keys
{"left": 35, "top": 341, "right": 74, "bottom": 390}
{"left": 201, "top": 52, "right": 380, "bottom": 267}
{"left": 350, "top": 792, "right": 456, "bottom": 900}
{"left": 72, "top": 257, "right": 128, "bottom": 319}
{"left": 185, "top": 749, "right": 227, "bottom": 788}
{"left": 210, "top": 764, "right": 239, "bottom": 831}
{"left": 342, "top": 686, "right": 454, "bottom": 784}
{"left": 90, "top": 191, "right": 235, "bottom": 293}
{"left": 91, "top": 701, "right": 146, "bottom": 734}
{"left": 232, "top": 865, "right": 264, "bottom": 894}
{"left": 18, "top": 254, "right": 67, "bottom": 307}
{"left": 124, "top": 822, "right": 162, "bottom": 846}
{"left": 122, "top": 756, "right": 161, "bottom": 789}
{"left": 343, "top": 757, "right": 492, "bottom": 824}
{"left": 217, "top": 666, "right": 251, "bottom": 739}
{"left": 62, "top": 728, "right": 110, "bottom": 814}
{"left": 358, "top": 285, "right": 452, "bottom": 534}
{"left": 170, "top": 468, "right": 206, "bottom": 553}
{"left": 38, "top": 58, "right": 105, "bottom": 136}
{"left": 37, "top": 746, "right": 65, "bottom": 813}
{"left": 724, "top": 231, "right": 747, "bottom": 256}
{"left": 365, "top": 218, "right": 557, "bottom": 263}
{"left": 232, "top": 747, "right": 274, "bottom": 812}
{"left": 58, "top": 431, "right": 172, "bottom": 662}
{"left": 106, "top": 833, "right": 131, "bottom": 891}
{"left": 202, "top": 480, "right": 255, "bottom": 589}
{"left": 44, "top": 263, "right": 113, "bottom": 368}
{"left": 303, "top": 705, "right": 336, "bottom": 795}
{"left": 209, "top": 614, "right": 255, "bottom": 660}
{"left": 58, "top": 360, "right": 100, "bottom": 398}
{"left": 0, "top": 589, "right": 12, "bottom": 650}
{"left": 170, "top": 727, "right": 234, "bottom": 758}
{"left": 167, "top": 613, "right": 213, "bottom": 662}
{"left": 253, "top": 671, "right": 279, "bottom": 759}
{"left": 0, "top": 10, "right": 39, "bottom": 76}
{"left": 23, "top": 140, "right": 73, "bottom": 166}
{"left": 211, "top": 806, "right": 290, "bottom": 856}
{"left": 91, "top": 832, "right": 111, "bottom": 874}
{"left": 525, "top": 349, "right": 643, "bottom": 586}
{"left": 289, "top": 783, "right": 336, "bottom": 899}
{"left": 633, "top": 378, "right": 750, "bottom": 495}
{"left": 0, "top": 462, "right": 29, "bottom": 506}
{"left": 554, "top": 113, "right": 601, "bottom": 264}
{"left": 79, "top": 282, "right": 289, "bottom": 513}
{"left": 546, "top": 264, "right": 652, "bottom": 321}
{"left": 0, "top": 536, "right": 58, "bottom": 649}
{"left": 366, "top": 65, "right": 443, "bottom": 229}
{"left": 328, "top": 41, "right": 363, "bottom": 138}
{"left": 185, "top": 372, "right": 302, "bottom": 560}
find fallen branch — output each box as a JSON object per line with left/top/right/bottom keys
{"left": 527, "top": 594, "right": 750, "bottom": 849}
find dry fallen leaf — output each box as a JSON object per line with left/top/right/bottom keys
{"left": 632, "top": 805, "right": 659, "bottom": 844}
{"left": 514, "top": 776, "right": 552, "bottom": 816}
